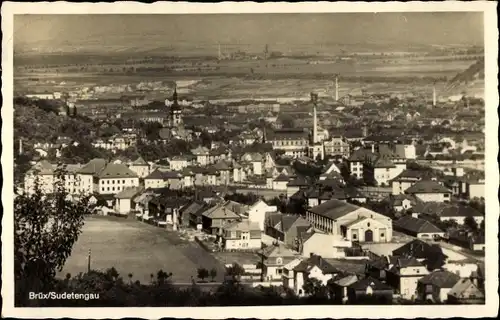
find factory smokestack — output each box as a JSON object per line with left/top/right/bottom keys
{"left": 311, "top": 93, "right": 319, "bottom": 144}
{"left": 433, "top": 84, "right": 437, "bottom": 107}
{"left": 19, "top": 139, "right": 23, "bottom": 156}
{"left": 335, "top": 75, "right": 339, "bottom": 101}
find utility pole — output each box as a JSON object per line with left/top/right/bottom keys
{"left": 87, "top": 248, "right": 92, "bottom": 273}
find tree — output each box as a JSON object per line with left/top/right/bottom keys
{"left": 464, "top": 215, "right": 478, "bottom": 232}
{"left": 225, "top": 263, "right": 245, "bottom": 283}
{"left": 197, "top": 268, "right": 209, "bottom": 282}
{"left": 15, "top": 165, "right": 91, "bottom": 306}
{"left": 209, "top": 268, "right": 218, "bottom": 282}
{"left": 302, "top": 277, "right": 329, "bottom": 299}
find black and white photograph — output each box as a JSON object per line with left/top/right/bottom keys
{"left": 1, "top": 1, "right": 498, "bottom": 318}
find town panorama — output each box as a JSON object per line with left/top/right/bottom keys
{"left": 12, "top": 12, "right": 487, "bottom": 307}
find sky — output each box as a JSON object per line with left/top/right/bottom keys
{"left": 14, "top": 13, "right": 484, "bottom": 50}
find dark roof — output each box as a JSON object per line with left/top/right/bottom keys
{"left": 288, "top": 176, "right": 310, "bottom": 187}
{"left": 348, "top": 276, "right": 393, "bottom": 291}
{"left": 393, "top": 239, "right": 447, "bottom": 271}
{"left": 308, "top": 199, "right": 359, "bottom": 220}
{"left": 98, "top": 163, "right": 138, "bottom": 179}
{"left": 77, "top": 158, "right": 107, "bottom": 175}
{"left": 405, "top": 180, "right": 451, "bottom": 194}
{"left": 394, "top": 216, "right": 443, "bottom": 234}
{"left": 293, "top": 255, "right": 340, "bottom": 274}
{"left": 348, "top": 148, "right": 376, "bottom": 162}
{"left": 441, "top": 205, "right": 484, "bottom": 217}
{"left": 418, "top": 270, "right": 460, "bottom": 288}
{"left": 395, "top": 257, "right": 424, "bottom": 268}
{"left": 145, "top": 169, "right": 165, "bottom": 180}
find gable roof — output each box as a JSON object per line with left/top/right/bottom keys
{"left": 261, "top": 243, "right": 297, "bottom": 259}
{"left": 115, "top": 186, "right": 144, "bottom": 199}
{"left": 77, "top": 158, "right": 107, "bottom": 175}
{"left": 448, "top": 278, "right": 484, "bottom": 299}
{"left": 131, "top": 156, "right": 148, "bottom": 166}
{"left": 97, "top": 163, "right": 138, "bottom": 179}
{"left": 348, "top": 276, "right": 393, "bottom": 291}
{"left": 393, "top": 239, "right": 447, "bottom": 271}
{"left": 224, "top": 219, "right": 260, "bottom": 232}
{"left": 418, "top": 270, "right": 460, "bottom": 288}
{"left": 293, "top": 255, "right": 341, "bottom": 274}
{"left": 394, "top": 216, "right": 443, "bottom": 234}
{"left": 405, "top": 180, "right": 451, "bottom": 194}
{"left": 145, "top": 169, "right": 166, "bottom": 180}
{"left": 29, "top": 160, "right": 56, "bottom": 175}
{"left": 308, "top": 199, "right": 360, "bottom": 220}
{"left": 202, "top": 204, "right": 241, "bottom": 220}
{"left": 334, "top": 274, "right": 359, "bottom": 287}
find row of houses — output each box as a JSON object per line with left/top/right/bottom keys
{"left": 259, "top": 239, "right": 484, "bottom": 304}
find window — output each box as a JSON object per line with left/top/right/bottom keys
{"left": 367, "top": 222, "right": 371, "bottom": 227}
{"left": 123, "top": 180, "right": 126, "bottom": 184}
{"left": 381, "top": 233, "right": 385, "bottom": 238}
{"left": 352, "top": 234, "right": 357, "bottom": 240}
{"left": 107, "top": 187, "right": 110, "bottom": 191}
{"left": 112, "top": 187, "right": 115, "bottom": 191}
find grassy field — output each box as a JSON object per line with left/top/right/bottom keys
{"left": 59, "top": 216, "right": 226, "bottom": 284}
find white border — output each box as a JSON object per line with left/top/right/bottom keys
{"left": 2, "top": 2, "right": 498, "bottom": 319}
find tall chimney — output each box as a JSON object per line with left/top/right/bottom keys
{"left": 335, "top": 75, "right": 339, "bottom": 101}
{"left": 311, "top": 93, "right": 318, "bottom": 144}
{"left": 19, "top": 139, "right": 23, "bottom": 156}
{"left": 432, "top": 85, "right": 437, "bottom": 107}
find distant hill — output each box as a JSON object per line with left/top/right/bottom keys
{"left": 444, "top": 59, "right": 484, "bottom": 94}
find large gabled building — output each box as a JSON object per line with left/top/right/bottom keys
{"left": 306, "top": 199, "right": 393, "bottom": 243}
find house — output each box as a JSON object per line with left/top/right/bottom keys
{"left": 114, "top": 186, "right": 144, "bottom": 215}
{"left": 306, "top": 199, "right": 393, "bottom": 243}
{"left": 417, "top": 270, "right": 461, "bottom": 303}
{"left": 282, "top": 258, "right": 303, "bottom": 290}
{"left": 246, "top": 199, "right": 278, "bottom": 231}
{"left": 76, "top": 158, "right": 107, "bottom": 195}
{"left": 221, "top": 220, "right": 261, "bottom": 251}
{"left": 299, "top": 232, "right": 351, "bottom": 259}
{"left": 201, "top": 204, "right": 241, "bottom": 235}
{"left": 169, "top": 155, "right": 191, "bottom": 171}
{"left": 465, "top": 177, "right": 485, "bottom": 200}
{"left": 439, "top": 205, "right": 484, "bottom": 226}
{"left": 96, "top": 163, "right": 140, "bottom": 195}
{"left": 273, "top": 174, "right": 291, "bottom": 191}
{"left": 319, "top": 160, "right": 342, "bottom": 181}
{"left": 191, "top": 146, "right": 210, "bottom": 166}
{"left": 392, "top": 239, "right": 448, "bottom": 271}
{"left": 179, "top": 200, "right": 207, "bottom": 228}
{"left": 443, "top": 260, "right": 479, "bottom": 278}
{"left": 385, "top": 194, "right": 422, "bottom": 212}
{"left": 385, "top": 257, "right": 430, "bottom": 300}
{"left": 348, "top": 148, "right": 376, "bottom": 179}
{"left": 347, "top": 276, "right": 394, "bottom": 303}
{"left": 389, "top": 169, "right": 427, "bottom": 195}
{"left": 264, "top": 213, "right": 311, "bottom": 249}
{"left": 286, "top": 176, "right": 310, "bottom": 198}
{"left": 447, "top": 278, "right": 485, "bottom": 304}
{"left": 393, "top": 215, "right": 445, "bottom": 240}
{"left": 292, "top": 254, "right": 342, "bottom": 296}
{"left": 330, "top": 274, "right": 360, "bottom": 303}
{"left": 144, "top": 169, "right": 168, "bottom": 189}
{"left": 128, "top": 156, "right": 150, "bottom": 178}
{"left": 241, "top": 152, "right": 264, "bottom": 176}
{"left": 260, "top": 243, "right": 299, "bottom": 281}
{"left": 323, "top": 136, "right": 350, "bottom": 159}
{"left": 404, "top": 180, "right": 451, "bottom": 203}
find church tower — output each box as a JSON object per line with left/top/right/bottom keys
{"left": 170, "top": 86, "right": 183, "bottom": 127}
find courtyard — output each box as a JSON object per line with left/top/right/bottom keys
{"left": 59, "top": 216, "right": 226, "bottom": 284}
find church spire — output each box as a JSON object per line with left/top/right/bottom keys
{"left": 173, "top": 84, "right": 178, "bottom": 103}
